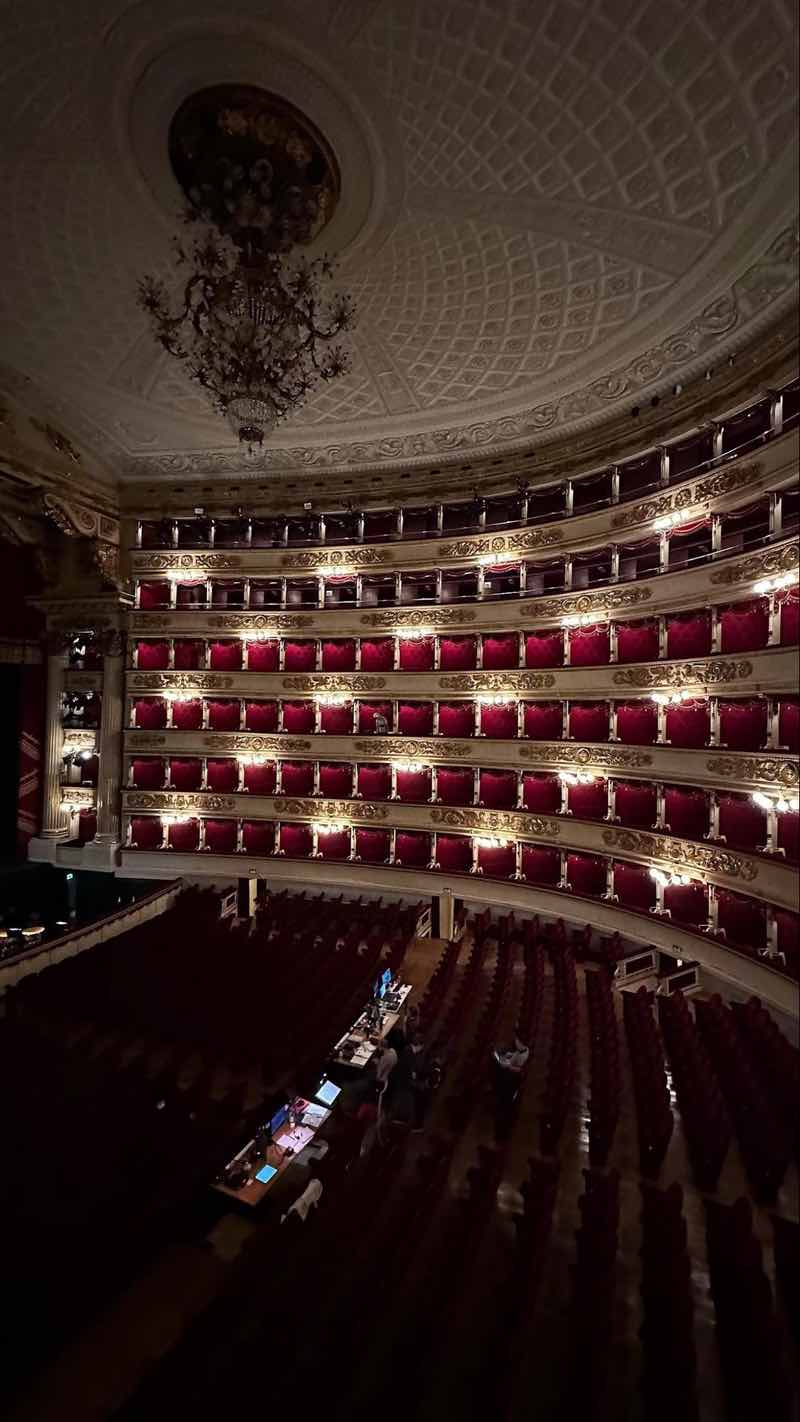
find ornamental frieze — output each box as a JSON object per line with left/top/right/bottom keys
{"left": 133, "top": 553, "right": 243, "bottom": 571}
{"left": 611, "top": 462, "right": 761, "bottom": 531}
{"left": 272, "top": 798, "right": 389, "bottom": 822}
{"left": 709, "top": 540, "right": 799, "bottom": 586}
{"left": 601, "top": 827, "right": 758, "bottom": 883}
{"left": 518, "top": 743, "right": 654, "bottom": 769}
{"left": 200, "top": 734, "right": 311, "bottom": 753}
{"left": 430, "top": 807, "right": 560, "bottom": 839}
{"left": 207, "top": 613, "right": 314, "bottom": 631}
{"left": 706, "top": 755, "right": 799, "bottom": 790}
{"left": 359, "top": 608, "right": 476, "bottom": 628}
{"left": 438, "top": 672, "right": 556, "bottom": 692}
{"left": 62, "top": 728, "right": 98, "bottom": 750}
{"left": 281, "top": 674, "right": 387, "bottom": 693}
{"left": 612, "top": 659, "right": 753, "bottom": 688}
{"left": 63, "top": 671, "right": 102, "bottom": 690}
{"left": 125, "top": 792, "right": 236, "bottom": 812}
{"left": 60, "top": 786, "right": 96, "bottom": 807}
{"left": 440, "top": 528, "right": 562, "bottom": 559}
{"left": 129, "top": 672, "right": 234, "bottom": 690}
{"left": 131, "top": 614, "right": 171, "bottom": 629}
{"left": 520, "top": 586, "right": 652, "bottom": 619}
{"left": 353, "top": 737, "right": 472, "bottom": 759}
{"left": 126, "top": 733, "right": 168, "bottom": 748}
{"left": 279, "top": 548, "right": 388, "bottom": 570}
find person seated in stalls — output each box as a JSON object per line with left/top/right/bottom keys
{"left": 492, "top": 1034, "right": 530, "bottom": 1105}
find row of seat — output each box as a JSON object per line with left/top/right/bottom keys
{"left": 622, "top": 987, "right": 675, "bottom": 1176}
{"left": 657, "top": 992, "right": 732, "bottom": 1192}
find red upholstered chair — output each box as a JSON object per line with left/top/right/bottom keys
{"left": 482, "top": 634, "right": 519, "bottom": 670}
{"left": 719, "top": 698, "right": 768, "bottom": 750}
{"left": 720, "top": 599, "right": 769, "bottom": 652}
{"left": 524, "top": 702, "right": 563, "bottom": 740}
{"left": 399, "top": 635, "right": 434, "bottom": 671}
{"left": 667, "top": 611, "right": 711, "bottom": 659}
{"left": 521, "top": 845, "right": 560, "bottom": 884}
{"left": 357, "top": 764, "right": 391, "bottom": 800}
{"left": 284, "top": 640, "right": 317, "bottom": 671}
{"left": 243, "top": 761, "right": 276, "bottom": 795}
{"left": 664, "top": 786, "right": 708, "bottom": 839}
{"left": 168, "top": 818, "right": 200, "bottom": 852}
{"left": 319, "top": 763, "right": 354, "bottom": 797}
{"left": 207, "top": 758, "right": 238, "bottom": 793}
{"left": 717, "top": 889, "right": 766, "bottom": 952}
{"left": 172, "top": 698, "right": 202, "bottom": 730}
{"left": 718, "top": 793, "right": 766, "bottom": 851}
{"left": 246, "top": 639, "right": 279, "bottom": 671}
{"left": 137, "top": 640, "right": 169, "bottom": 670}
{"left": 283, "top": 701, "right": 315, "bottom": 734}
{"left": 566, "top": 853, "right": 605, "bottom": 896}
{"left": 77, "top": 810, "right": 97, "bottom": 844}
{"left": 317, "top": 827, "right": 350, "bottom": 860}
{"left": 778, "top": 587, "right": 799, "bottom": 645}
{"left": 355, "top": 827, "right": 390, "bottom": 862}
{"left": 396, "top": 767, "right": 431, "bottom": 802}
{"left": 438, "top": 701, "right": 475, "bottom": 738}
{"left": 138, "top": 581, "right": 169, "bottom": 609}
{"left": 569, "top": 624, "right": 610, "bottom": 666}
{"left": 398, "top": 701, "right": 434, "bottom": 736}
{"left": 281, "top": 761, "right": 314, "bottom": 795}
{"left": 778, "top": 811, "right": 799, "bottom": 863}
{"left": 169, "top": 757, "right": 202, "bottom": 791}
{"left": 440, "top": 635, "right": 477, "bottom": 670}
{"left": 522, "top": 772, "right": 560, "bottom": 814}
{"left": 174, "top": 639, "right": 204, "bottom": 670}
{"left": 359, "top": 701, "right": 392, "bottom": 733}
{"left": 435, "top": 834, "right": 471, "bottom": 873}
{"left": 134, "top": 697, "right": 167, "bottom": 729}
{"left": 242, "top": 821, "right": 275, "bottom": 855}
{"left": 480, "top": 702, "right": 517, "bottom": 738}
{"left": 617, "top": 619, "right": 659, "bottom": 663}
{"left": 361, "top": 638, "right": 394, "bottom": 671}
{"left": 525, "top": 630, "right": 563, "bottom": 667}
{"left": 568, "top": 779, "right": 607, "bottom": 820}
{"left": 615, "top": 781, "right": 656, "bottom": 827}
{"left": 569, "top": 702, "right": 609, "bottom": 742}
{"left": 208, "top": 640, "right": 242, "bottom": 671}
{"left": 778, "top": 699, "right": 799, "bottom": 751}
{"left": 666, "top": 698, "right": 709, "bottom": 747}
{"left": 131, "top": 815, "right": 163, "bottom": 849}
{"left": 280, "top": 823, "right": 312, "bottom": 857}
{"left": 205, "top": 819, "right": 237, "bottom": 854}
{"left": 245, "top": 700, "right": 279, "bottom": 732}
{"left": 477, "top": 843, "right": 515, "bottom": 878}
{"left": 617, "top": 700, "right": 657, "bottom": 744}
{"left": 131, "top": 757, "right": 165, "bottom": 789}
{"left": 613, "top": 862, "right": 656, "bottom": 911}
{"left": 663, "top": 881, "right": 707, "bottom": 926}
{"left": 320, "top": 702, "right": 353, "bottom": 734}
{"left": 437, "top": 767, "right": 473, "bottom": 805}
{"left": 322, "top": 640, "right": 356, "bottom": 671}
{"left": 395, "top": 831, "right": 431, "bottom": 867}
{"left": 479, "top": 769, "right": 516, "bottom": 808}
{"left": 208, "top": 699, "right": 241, "bottom": 731}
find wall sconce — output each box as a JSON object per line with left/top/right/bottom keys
{"left": 398, "top": 628, "right": 431, "bottom": 640}
{"left": 558, "top": 770, "right": 596, "bottom": 785}
{"left": 650, "top": 690, "right": 700, "bottom": 706}
{"left": 478, "top": 694, "right": 516, "bottom": 706}
{"left": 315, "top": 693, "right": 349, "bottom": 706}
{"left": 753, "top": 571, "right": 797, "bottom": 595}
{"left": 562, "top": 612, "right": 608, "bottom": 628}
{"left": 752, "top": 791, "right": 799, "bottom": 813}
{"left": 237, "top": 755, "right": 268, "bottom": 767}
{"left": 653, "top": 509, "right": 692, "bottom": 532}
{"left": 314, "top": 820, "right": 347, "bottom": 834}
{"left": 650, "top": 866, "right": 693, "bottom": 888}
{"left": 240, "top": 630, "right": 274, "bottom": 642}
{"left": 393, "top": 760, "right": 425, "bottom": 772}
{"left": 474, "top": 835, "right": 510, "bottom": 849}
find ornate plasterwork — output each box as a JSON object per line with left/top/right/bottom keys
{"left": 438, "top": 672, "right": 556, "bottom": 693}
{"left": 272, "top": 798, "right": 388, "bottom": 822}
{"left": 601, "top": 827, "right": 758, "bottom": 884}
{"left": 126, "top": 733, "right": 168, "bottom": 748}
{"left": 518, "top": 744, "right": 653, "bottom": 770}
{"left": 60, "top": 786, "right": 96, "bottom": 807}
{"left": 134, "top": 554, "right": 243, "bottom": 571}
{"left": 613, "top": 659, "right": 753, "bottom": 689}
{"left": 42, "top": 494, "right": 119, "bottom": 544}
{"left": 706, "top": 756, "right": 799, "bottom": 791}
{"left": 62, "top": 729, "right": 98, "bottom": 751}
{"left": 207, "top": 613, "right": 314, "bottom": 631}
{"left": 709, "top": 541, "right": 799, "bottom": 587}
{"left": 611, "top": 463, "right": 761, "bottom": 531}
{"left": 200, "top": 734, "right": 311, "bottom": 754}
{"left": 125, "top": 792, "right": 236, "bottom": 812}
{"left": 441, "top": 529, "right": 563, "bottom": 559}
{"left": 430, "top": 807, "right": 559, "bottom": 840}
{"left": 521, "top": 587, "right": 652, "bottom": 620}
{"left": 281, "top": 674, "right": 386, "bottom": 693}
{"left": 64, "top": 671, "right": 102, "bottom": 691}
{"left": 360, "top": 608, "right": 476, "bottom": 628}
{"left": 280, "top": 548, "right": 389, "bottom": 570}
{"left": 353, "top": 737, "right": 472, "bottom": 759}
{"left": 131, "top": 614, "right": 172, "bottom": 629}
{"left": 129, "top": 672, "right": 234, "bottom": 690}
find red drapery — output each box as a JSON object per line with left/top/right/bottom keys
{"left": 398, "top": 701, "right": 435, "bottom": 736}
{"left": 321, "top": 639, "right": 356, "bottom": 671}
{"left": 318, "top": 827, "right": 350, "bottom": 860}
{"left": 613, "top": 861, "right": 656, "bottom": 911}
{"left": 718, "top": 793, "right": 765, "bottom": 851}
{"left": 480, "top": 769, "right": 516, "bottom": 808}
{"left": 242, "top": 821, "right": 275, "bottom": 855}
{"left": 172, "top": 698, "right": 203, "bottom": 731}
{"left": 778, "top": 699, "right": 799, "bottom": 752}
{"left": 568, "top": 779, "right": 607, "bottom": 820}
{"left": 719, "top": 698, "right": 767, "bottom": 751}
{"left": 440, "top": 636, "right": 478, "bottom": 670}
{"left": 131, "top": 815, "right": 162, "bottom": 849}
{"left": 138, "top": 581, "right": 169, "bottom": 609}
{"left": 569, "top": 702, "right": 609, "bottom": 742}
{"left": 437, "top": 767, "right": 474, "bottom": 805}
{"left": 356, "top": 827, "right": 391, "bottom": 862}
{"left": 774, "top": 909, "right": 799, "bottom": 978}
{"left": 482, "top": 634, "right": 519, "bottom": 670}
{"left": 666, "top": 611, "right": 711, "bottom": 660}
{"left": 246, "top": 640, "right": 279, "bottom": 671}
{"left": 439, "top": 702, "right": 475, "bottom": 737}
{"left": 617, "top": 700, "right": 657, "bottom": 745}
{"left": 320, "top": 702, "right": 353, "bottom": 735}
{"left": 245, "top": 700, "right": 279, "bottom": 732}
{"left": 395, "top": 831, "right": 431, "bottom": 866}
{"left": 131, "top": 757, "right": 165, "bottom": 789}
{"left": 523, "top": 702, "right": 563, "bottom": 740}
{"left": 435, "top": 833, "right": 471, "bottom": 873}
{"left": 522, "top": 772, "right": 560, "bottom": 814}
{"left": 720, "top": 599, "right": 769, "bottom": 653}
{"left": 566, "top": 852, "right": 605, "bottom": 897}
{"left": 281, "top": 761, "right": 314, "bottom": 795}
{"left": 396, "top": 767, "right": 431, "bottom": 802}
{"left": 616, "top": 619, "right": 659, "bottom": 664}
{"left": 717, "top": 889, "right": 766, "bottom": 953}
{"left": 480, "top": 703, "right": 517, "bottom": 738}
{"left": 207, "top": 758, "right": 238, "bottom": 793}
{"left": 399, "top": 636, "right": 434, "bottom": 671}
{"left": 521, "top": 845, "right": 560, "bottom": 884}
{"left": 319, "top": 763, "right": 353, "bottom": 797}
{"left": 569, "top": 625, "right": 610, "bottom": 666}
{"left": 16, "top": 664, "right": 43, "bottom": 854}
{"left": 361, "top": 638, "right": 394, "bottom": 671}
{"left": 134, "top": 697, "right": 167, "bottom": 730}
{"left": 358, "top": 701, "right": 392, "bottom": 733}
{"left": 280, "top": 823, "right": 312, "bottom": 857}
{"left": 209, "top": 640, "right": 242, "bottom": 671}
{"left": 664, "top": 786, "right": 708, "bottom": 839}
{"left": 478, "top": 844, "right": 515, "bottom": 878}
{"left": 208, "top": 700, "right": 241, "bottom": 731}
{"left": 283, "top": 640, "right": 316, "bottom": 671}
{"left": 615, "top": 781, "right": 657, "bottom": 827}
{"left": 283, "top": 701, "right": 315, "bottom": 734}
{"left": 664, "top": 880, "right": 707, "bottom": 925}
{"left": 169, "top": 818, "right": 200, "bottom": 852}
{"left": 666, "top": 699, "right": 709, "bottom": 748}
{"left": 77, "top": 809, "right": 97, "bottom": 844}
{"left": 244, "top": 762, "right": 276, "bottom": 795}
{"left": 777, "top": 810, "right": 798, "bottom": 863}
{"left": 357, "top": 764, "right": 391, "bottom": 800}
{"left": 169, "top": 757, "right": 202, "bottom": 791}
{"left": 137, "top": 640, "right": 169, "bottom": 670}
{"left": 778, "top": 586, "right": 799, "bottom": 646}
{"left": 174, "top": 639, "right": 204, "bottom": 670}
{"left": 525, "top": 630, "right": 564, "bottom": 668}
{"left": 205, "top": 819, "right": 237, "bottom": 854}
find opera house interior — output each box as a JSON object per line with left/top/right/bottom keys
{"left": 0, "top": 4, "right": 797, "bottom": 1419}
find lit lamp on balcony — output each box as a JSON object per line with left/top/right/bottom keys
{"left": 649, "top": 864, "right": 693, "bottom": 917}
{"left": 752, "top": 789, "right": 799, "bottom": 855}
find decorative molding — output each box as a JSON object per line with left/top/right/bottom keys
{"left": 62, "top": 729, "right": 98, "bottom": 750}
{"left": 280, "top": 548, "right": 389, "bottom": 570}
{"left": 441, "top": 530, "right": 562, "bottom": 559}
{"left": 709, "top": 541, "right": 799, "bottom": 587}
{"left": 353, "top": 737, "right": 472, "bottom": 759}
{"left": 518, "top": 743, "right": 653, "bottom": 770}
{"left": 430, "top": 806, "right": 560, "bottom": 839}
{"left": 42, "top": 493, "right": 119, "bottom": 543}
{"left": 131, "top": 614, "right": 172, "bottom": 629}
{"left": 601, "top": 827, "right": 758, "bottom": 883}
{"left": 611, "top": 462, "right": 761, "bottom": 530}
{"left": 359, "top": 608, "right": 476, "bottom": 628}
{"left": 272, "top": 798, "right": 389, "bottom": 822}
{"left": 201, "top": 734, "right": 311, "bottom": 753}
{"left": 126, "top": 733, "right": 168, "bottom": 748}
{"left": 63, "top": 671, "right": 102, "bottom": 691}
{"left": 521, "top": 586, "right": 653, "bottom": 619}
{"left": 134, "top": 554, "right": 243, "bottom": 571}
{"left": 281, "top": 674, "right": 386, "bottom": 693}
{"left": 125, "top": 792, "right": 236, "bottom": 812}
{"left": 438, "top": 672, "right": 557, "bottom": 692}
{"left": 207, "top": 613, "right": 314, "bottom": 631}
{"left": 613, "top": 659, "right": 753, "bottom": 688}
{"left": 129, "top": 672, "right": 234, "bottom": 690}
{"left": 60, "top": 785, "right": 96, "bottom": 807}
{"left": 706, "top": 755, "right": 799, "bottom": 791}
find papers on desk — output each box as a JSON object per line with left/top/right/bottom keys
{"left": 301, "top": 1102, "right": 330, "bottom": 1130}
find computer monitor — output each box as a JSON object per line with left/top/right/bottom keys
{"left": 255, "top": 1162, "right": 278, "bottom": 1185}
{"left": 374, "top": 973, "right": 385, "bottom": 1000}
{"left": 381, "top": 968, "right": 392, "bottom": 995}
{"left": 313, "top": 1076, "right": 341, "bottom": 1107}
{"left": 269, "top": 1103, "right": 290, "bottom": 1137}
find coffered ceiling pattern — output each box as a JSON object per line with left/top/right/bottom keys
{"left": 0, "top": 0, "right": 797, "bottom": 484}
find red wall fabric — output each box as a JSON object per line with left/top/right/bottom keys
{"left": 522, "top": 773, "right": 560, "bottom": 814}
{"left": 398, "top": 701, "right": 434, "bottom": 736}
{"left": 525, "top": 631, "right": 563, "bottom": 668}
{"left": 664, "top": 881, "right": 707, "bottom": 926}
{"left": 280, "top": 823, "right": 312, "bottom": 857}
{"left": 778, "top": 699, "right": 799, "bottom": 751}
{"left": 437, "top": 767, "right": 473, "bottom": 805}
{"left": 281, "top": 761, "right": 314, "bottom": 795}
{"left": 318, "top": 828, "right": 350, "bottom": 859}
{"left": 174, "top": 639, "right": 203, "bottom": 670}
{"left": 319, "top": 763, "right": 353, "bottom": 797}
{"left": 169, "top": 758, "right": 202, "bottom": 791}
{"left": 138, "top": 581, "right": 169, "bottom": 609}
{"left": 244, "top": 762, "right": 276, "bottom": 795}
{"left": 566, "top": 853, "right": 605, "bottom": 896}
{"left": 480, "top": 703, "right": 517, "bottom": 738}
{"left": 247, "top": 640, "right": 279, "bottom": 671}
{"left": 568, "top": 779, "right": 607, "bottom": 820}
{"left": 613, "top": 861, "right": 656, "bottom": 911}
{"left": 242, "top": 821, "right": 274, "bottom": 855}
{"left": 131, "top": 816, "right": 162, "bottom": 849}
{"left": 77, "top": 810, "right": 97, "bottom": 845}
{"left": 719, "top": 698, "right": 767, "bottom": 750}
{"left": 664, "top": 786, "right": 708, "bottom": 839}
{"left": 357, "top": 763, "right": 391, "bottom": 800}
{"left": 359, "top": 701, "right": 392, "bottom": 733}
{"left": 482, "top": 634, "right": 518, "bottom": 670}
{"left": 521, "top": 845, "right": 560, "bottom": 884}
{"left": 617, "top": 700, "right": 657, "bottom": 745}
{"left": 205, "top": 819, "right": 237, "bottom": 853}
{"left": 245, "top": 700, "right": 279, "bottom": 732}
{"left": 135, "top": 697, "right": 167, "bottom": 729}
{"left": 395, "top": 831, "right": 431, "bottom": 866}
{"left": 778, "top": 589, "right": 799, "bottom": 645}
{"left": 396, "top": 767, "right": 431, "bottom": 802}
{"left": 667, "top": 612, "right": 711, "bottom": 659}
{"left": 479, "top": 769, "right": 516, "bottom": 808}
{"left": 169, "top": 819, "right": 200, "bottom": 852}
{"left": 209, "top": 640, "right": 242, "bottom": 671}
{"left": 132, "top": 758, "right": 165, "bottom": 789}
{"left": 435, "top": 833, "right": 471, "bottom": 873}
{"left": 172, "top": 698, "right": 203, "bottom": 731}
{"left": 361, "top": 638, "right": 394, "bottom": 671}
{"left": 666, "top": 699, "right": 709, "bottom": 748}
{"left": 320, "top": 702, "right": 353, "bottom": 734}
{"left": 322, "top": 640, "right": 356, "bottom": 671}
{"left": 778, "top": 810, "right": 799, "bottom": 864}
{"left": 439, "top": 702, "right": 475, "bottom": 738}
{"left": 717, "top": 889, "right": 766, "bottom": 952}
{"left": 284, "top": 640, "right": 316, "bottom": 671}
{"left": 440, "top": 636, "right": 477, "bottom": 670}
{"left": 207, "top": 758, "right": 238, "bottom": 793}
{"left": 569, "top": 702, "right": 609, "bottom": 742}
{"left": 569, "top": 625, "right": 610, "bottom": 666}
{"left": 208, "top": 700, "right": 241, "bottom": 731}
{"left": 399, "top": 636, "right": 434, "bottom": 671}
{"left": 478, "top": 844, "right": 515, "bottom": 877}
{"left": 356, "top": 827, "right": 390, "bottom": 862}
{"left": 720, "top": 599, "right": 769, "bottom": 652}
{"left": 283, "top": 701, "right": 315, "bottom": 734}
{"left": 617, "top": 620, "right": 659, "bottom": 663}
{"left": 616, "top": 781, "right": 656, "bottom": 827}
{"left": 524, "top": 702, "right": 563, "bottom": 740}
{"left": 718, "top": 794, "right": 765, "bottom": 851}
{"left": 16, "top": 664, "right": 44, "bottom": 853}
{"left": 137, "top": 640, "right": 169, "bottom": 669}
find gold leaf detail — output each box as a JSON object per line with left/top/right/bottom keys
{"left": 612, "top": 659, "right": 753, "bottom": 688}
{"left": 709, "top": 541, "right": 799, "bottom": 586}
{"left": 601, "top": 827, "right": 758, "bottom": 882}
{"left": 706, "top": 755, "right": 799, "bottom": 790}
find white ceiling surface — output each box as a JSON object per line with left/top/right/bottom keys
{"left": 0, "top": 0, "right": 797, "bottom": 480}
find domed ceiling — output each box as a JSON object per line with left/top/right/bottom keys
{"left": 0, "top": 0, "right": 797, "bottom": 488}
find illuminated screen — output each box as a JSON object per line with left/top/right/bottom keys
{"left": 314, "top": 1078, "right": 341, "bottom": 1106}
{"left": 255, "top": 1163, "right": 278, "bottom": 1185}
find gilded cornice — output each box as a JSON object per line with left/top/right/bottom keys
{"left": 611, "top": 462, "right": 761, "bottom": 531}
{"left": 280, "top": 548, "right": 389, "bottom": 570}
{"left": 706, "top": 755, "right": 799, "bottom": 790}
{"left": 129, "top": 672, "right": 235, "bottom": 690}
{"left": 60, "top": 785, "right": 96, "bottom": 807}
{"left": 440, "top": 529, "right": 563, "bottom": 559}
{"left": 520, "top": 586, "right": 652, "bottom": 620}
{"left": 201, "top": 734, "right": 312, "bottom": 754}
{"left": 709, "top": 540, "right": 799, "bottom": 587}
{"left": 131, "top": 613, "right": 172, "bottom": 629}
{"left": 601, "top": 826, "right": 758, "bottom": 884}
{"left": 518, "top": 743, "right": 653, "bottom": 770}
{"left": 272, "top": 798, "right": 389, "bottom": 822}
{"left": 207, "top": 613, "right": 314, "bottom": 631}
{"left": 281, "top": 674, "right": 387, "bottom": 693}
{"left": 126, "top": 792, "right": 237, "bottom": 812}
{"left": 353, "top": 736, "right": 472, "bottom": 759}
{"left": 64, "top": 670, "right": 103, "bottom": 691}
{"left": 125, "top": 732, "right": 169, "bottom": 748}
{"left": 612, "top": 658, "right": 753, "bottom": 688}
{"left": 62, "top": 728, "right": 98, "bottom": 750}
{"left": 430, "top": 806, "right": 560, "bottom": 839}
{"left": 360, "top": 608, "right": 476, "bottom": 628}
{"left": 134, "top": 553, "right": 243, "bottom": 571}
{"left": 438, "top": 671, "right": 556, "bottom": 692}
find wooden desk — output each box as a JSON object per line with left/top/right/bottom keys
{"left": 212, "top": 1098, "right": 330, "bottom": 1208}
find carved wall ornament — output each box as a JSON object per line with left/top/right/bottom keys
{"left": 353, "top": 737, "right": 472, "bottom": 759}
{"left": 612, "top": 659, "right": 753, "bottom": 688}
{"left": 126, "top": 733, "right": 167, "bottom": 748}
{"left": 134, "top": 553, "right": 243, "bottom": 570}
{"left": 518, "top": 743, "right": 654, "bottom": 770}
{"left": 611, "top": 462, "right": 761, "bottom": 531}
{"left": 60, "top": 786, "right": 96, "bottom": 807}
{"left": 359, "top": 608, "right": 477, "bottom": 628}
{"left": 430, "top": 807, "right": 560, "bottom": 839}
{"left": 272, "top": 798, "right": 389, "bottom": 822}
{"left": 129, "top": 672, "right": 234, "bottom": 690}
{"left": 521, "top": 586, "right": 653, "bottom": 619}
{"left": 438, "top": 672, "right": 556, "bottom": 692}
{"left": 125, "top": 792, "right": 236, "bottom": 812}
{"left": 441, "top": 529, "right": 562, "bottom": 560}
{"left": 201, "top": 734, "right": 311, "bottom": 753}
{"left": 63, "top": 671, "right": 102, "bottom": 690}
{"left": 131, "top": 614, "right": 172, "bottom": 629}
{"left": 42, "top": 493, "right": 119, "bottom": 543}
{"left": 281, "top": 674, "right": 386, "bottom": 693}
{"left": 63, "top": 728, "right": 98, "bottom": 750}
{"left": 91, "top": 540, "right": 122, "bottom": 588}
{"left": 31, "top": 419, "right": 81, "bottom": 463}
{"left": 601, "top": 827, "right": 759, "bottom": 883}
{"left": 706, "top": 756, "right": 799, "bottom": 791}
{"left": 280, "top": 548, "right": 389, "bottom": 570}
{"left": 207, "top": 613, "right": 314, "bottom": 631}
{"left": 709, "top": 541, "right": 799, "bottom": 586}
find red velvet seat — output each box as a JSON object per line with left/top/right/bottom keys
{"left": 131, "top": 815, "right": 162, "bottom": 849}
{"left": 482, "top": 634, "right": 518, "bottom": 670}
{"left": 169, "top": 757, "right": 202, "bottom": 791}
{"left": 205, "top": 819, "right": 237, "bottom": 853}
{"left": 320, "top": 702, "right": 353, "bottom": 734}
{"left": 617, "top": 619, "right": 659, "bottom": 663}
{"left": 479, "top": 768, "right": 516, "bottom": 808}
{"left": 395, "top": 831, "right": 431, "bottom": 866}
{"left": 321, "top": 639, "right": 356, "bottom": 671}
{"left": 439, "top": 635, "right": 477, "bottom": 670}
{"left": 284, "top": 640, "right": 316, "bottom": 671}
{"left": 355, "top": 827, "right": 390, "bottom": 863}
{"left": 134, "top": 697, "right": 167, "bottom": 730}
{"left": 438, "top": 702, "right": 474, "bottom": 737}
{"left": 522, "top": 772, "right": 560, "bottom": 814}
{"left": 280, "top": 823, "right": 312, "bottom": 857}
{"left": 399, "top": 636, "right": 434, "bottom": 671}
{"left": 360, "top": 638, "right": 394, "bottom": 671}
{"left": 246, "top": 639, "right": 279, "bottom": 671}
{"left": 437, "top": 766, "right": 473, "bottom": 805}
{"left": 137, "top": 640, "right": 169, "bottom": 670}
{"left": 209, "top": 640, "right": 242, "bottom": 671}
{"left": 207, "top": 758, "right": 238, "bottom": 793}
{"left": 242, "top": 821, "right": 274, "bottom": 855}
{"left": 357, "top": 763, "right": 391, "bottom": 800}
{"left": 208, "top": 699, "right": 241, "bottom": 731}
{"left": 281, "top": 761, "right": 314, "bottom": 795}
{"left": 131, "top": 757, "right": 165, "bottom": 789}
{"left": 435, "top": 833, "right": 471, "bottom": 873}
{"left": 245, "top": 700, "right": 279, "bottom": 732}
{"left": 172, "top": 698, "right": 203, "bottom": 730}
{"left": 521, "top": 844, "right": 560, "bottom": 884}
{"left": 524, "top": 702, "right": 563, "bottom": 740}
{"left": 283, "top": 700, "right": 315, "bottom": 734}
{"left": 243, "top": 761, "right": 276, "bottom": 795}
{"left": 525, "top": 630, "right": 563, "bottom": 668}
{"left": 617, "top": 700, "right": 657, "bottom": 745}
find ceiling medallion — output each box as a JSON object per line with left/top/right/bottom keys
{"left": 137, "top": 85, "right": 356, "bottom": 455}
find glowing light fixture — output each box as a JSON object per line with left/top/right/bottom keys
{"left": 753, "top": 571, "right": 797, "bottom": 595}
